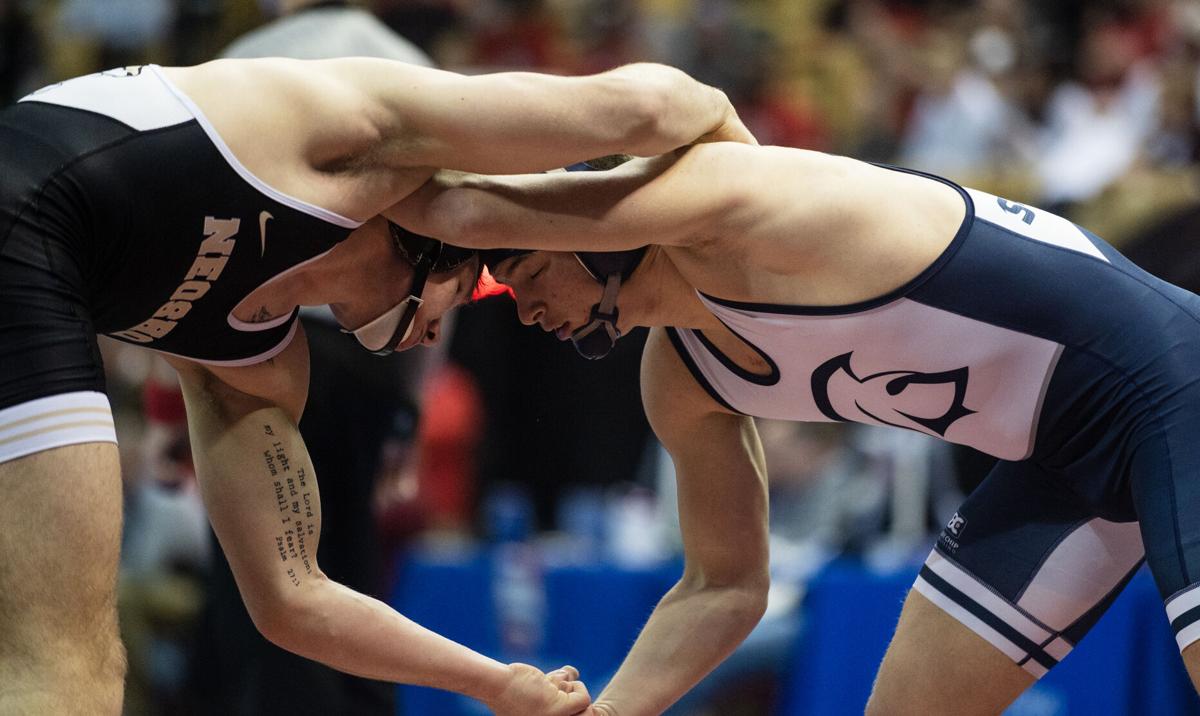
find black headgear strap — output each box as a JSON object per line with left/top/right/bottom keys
{"left": 570, "top": 273, "right": 623, "bottom": 359}
{"left": 569, "top": 249, "right": 645, "bottom": 359}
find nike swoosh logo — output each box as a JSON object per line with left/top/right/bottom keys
{"left": 258, "top": 210, "right": 273, "bottom": 257}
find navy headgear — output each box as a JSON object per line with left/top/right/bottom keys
{"left": 479, "top": 157, "right": 647, "bottom": 360}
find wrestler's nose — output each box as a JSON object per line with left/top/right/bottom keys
{"left": 517, "top": 300, "right": 544, "bottom": 327}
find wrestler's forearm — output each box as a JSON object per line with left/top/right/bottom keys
{"left": 271, "top": 576, "right": 509, "bottom": 699}
{"left": 593, "top": 581, "right": 765, "bottom": 716}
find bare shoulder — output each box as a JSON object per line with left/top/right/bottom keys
{"left": 163, "top": 59, "right": 370, "bottom": 133}
{"left": 161, "top": 59, "right": 426, "bottom": 216}
{"left": 164, "top": 57, "right": 413, "bottom": 117}
{"left": 675, "top": 144, "right": 871, "bottom": 240}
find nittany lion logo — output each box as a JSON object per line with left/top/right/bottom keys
{"left": 811, "top": 352, "right": 976, "bottom": 436}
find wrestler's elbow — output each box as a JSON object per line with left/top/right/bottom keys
{"left": 593, "top": 73, "right": 668, "bottom": 151}
{"left": 427, "top": 187, "right": 510, "bottom": 249}
{"left": 679, "top": 563, "right": 770, "bottom": 625}
{"left": 245, "top": 575, "right": 333, "bottom": 655}
{"left": 727, "top": 576, "right": 770, "bottom": 626}
{"left": 692, "top": 580, "right": 769, "bottom": 636}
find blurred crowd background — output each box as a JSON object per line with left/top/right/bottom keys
{"left": 6, "top": 0, "right": 1200, "bottom": 714}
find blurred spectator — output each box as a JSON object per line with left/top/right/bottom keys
{"left": 224, "top": 0, "right": 430, "bottom": 62}
{"left": 898, "top": 21, "right": 1035, "bottom": 179}
{"left": 374, "top": 0, "right": 463, "bottom": 60}
{"left": 462, "top": 0, "right": 573, "bottom": 70}
{"left": 571, "top": 0, "right": 651, "bottom": 73}
{"left": 1035, "top": 16, "right": 1163, "bottom": 208}
{"left": 731, "top": 27, "right": 830, "bottom": 149}
{"left": 660, "top": 1, "right": 769, "bottom": 108}
{"left": 757, "top": 421, "right": 863, "bottom": 557}
{"left": 57, "top": 0, "right": 174, "bottom": 66}
{"left": 1146, "top": 1, "right": 1200, "bottom": 165}
{"left": 120, "top": 377, "right": 210, "bottom": 716}
{"left": 0, "top": 0, "right": 38, "bottom": 104}
{"left": 376, "top": 362, "right": 485, "bottom": 549}
{"left": 752, "top": 420, "right": 960, "bottom": 570}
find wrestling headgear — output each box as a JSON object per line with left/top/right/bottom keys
{"left": 481, "top": 155, "right": 647, "bottom": 360}
{"left": 345, "top": 222, "right": 477, "bottom": 355}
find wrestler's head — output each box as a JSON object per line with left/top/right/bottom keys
{"left": 330, "top": 217, "right": 480, "bottom": 354}
{"left": 484, "top": 246, "right": 647, "bottom": 359}
{"left": 469, "top": 153, "right": 648, "bottom": 359}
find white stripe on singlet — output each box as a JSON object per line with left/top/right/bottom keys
{"left": 0, "top": 391, "right": 117, "bottom": 463}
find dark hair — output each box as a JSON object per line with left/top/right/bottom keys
{"left": 580, "top": 154, "right": 634, "bottom": 170}
{"left": 389, "top": 222, "right": 476, "bottom": 273}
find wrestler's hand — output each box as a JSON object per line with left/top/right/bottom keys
{"left": 696, "top": 97, "right": 759, "bottom": 146}
{"left": 485, "top": 663, "right": 591, "bottom": 716}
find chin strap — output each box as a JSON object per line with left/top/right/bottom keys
{"left": 569, "top": 271, "right": 625, "bottom": 360}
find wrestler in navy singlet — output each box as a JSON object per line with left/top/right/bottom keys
{"left": 0, "top": 66, "right": 361, "bottom": 413}
{"left": 667, "top": 168, "right": 1200, "bottom": 675}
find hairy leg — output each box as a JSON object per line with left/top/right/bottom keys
{"left": 866, "top": 590, "right": 1034, "bottom": 716}
{"left": 0, "top": 443, "right": 126, "bottom": 715}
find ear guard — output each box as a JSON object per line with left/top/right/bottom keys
{"left": 569, "top": 248, "right": 646, "bottom": 359}
{"left": 558, "top": 158, "right": 647, "bottom": 359}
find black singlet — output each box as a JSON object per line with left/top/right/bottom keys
{"left": 0, "top": 65, "right": 360, "bottom": 369}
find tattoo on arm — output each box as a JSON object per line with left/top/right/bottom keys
{"left": 250, "top": 306, "right": 274, "bottom": 322}
{"left": 262, "top": 423, "right": 317, "bottom": 586}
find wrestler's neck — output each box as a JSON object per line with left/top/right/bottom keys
{"left": 251, "top": 228, "right": 397, "bottom": 316}
{"left": 304, "top": 236, "right": 406, "bottom": 309}
{"left": 614, "top": 247, "right": 723, "bottom": 334}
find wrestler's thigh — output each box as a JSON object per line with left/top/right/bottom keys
{"left": 0, "top": 443, "right": 125, "bottom": 681}
{"left": 867, "top": 589, "right": 1033, "bottom": 716}
{"left": 1184, "top": 643, "right": 1200, "bottom": 693}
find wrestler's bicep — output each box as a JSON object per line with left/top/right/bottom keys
{"left": 170, "top": 335, "right": 326, "bottom": 631}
